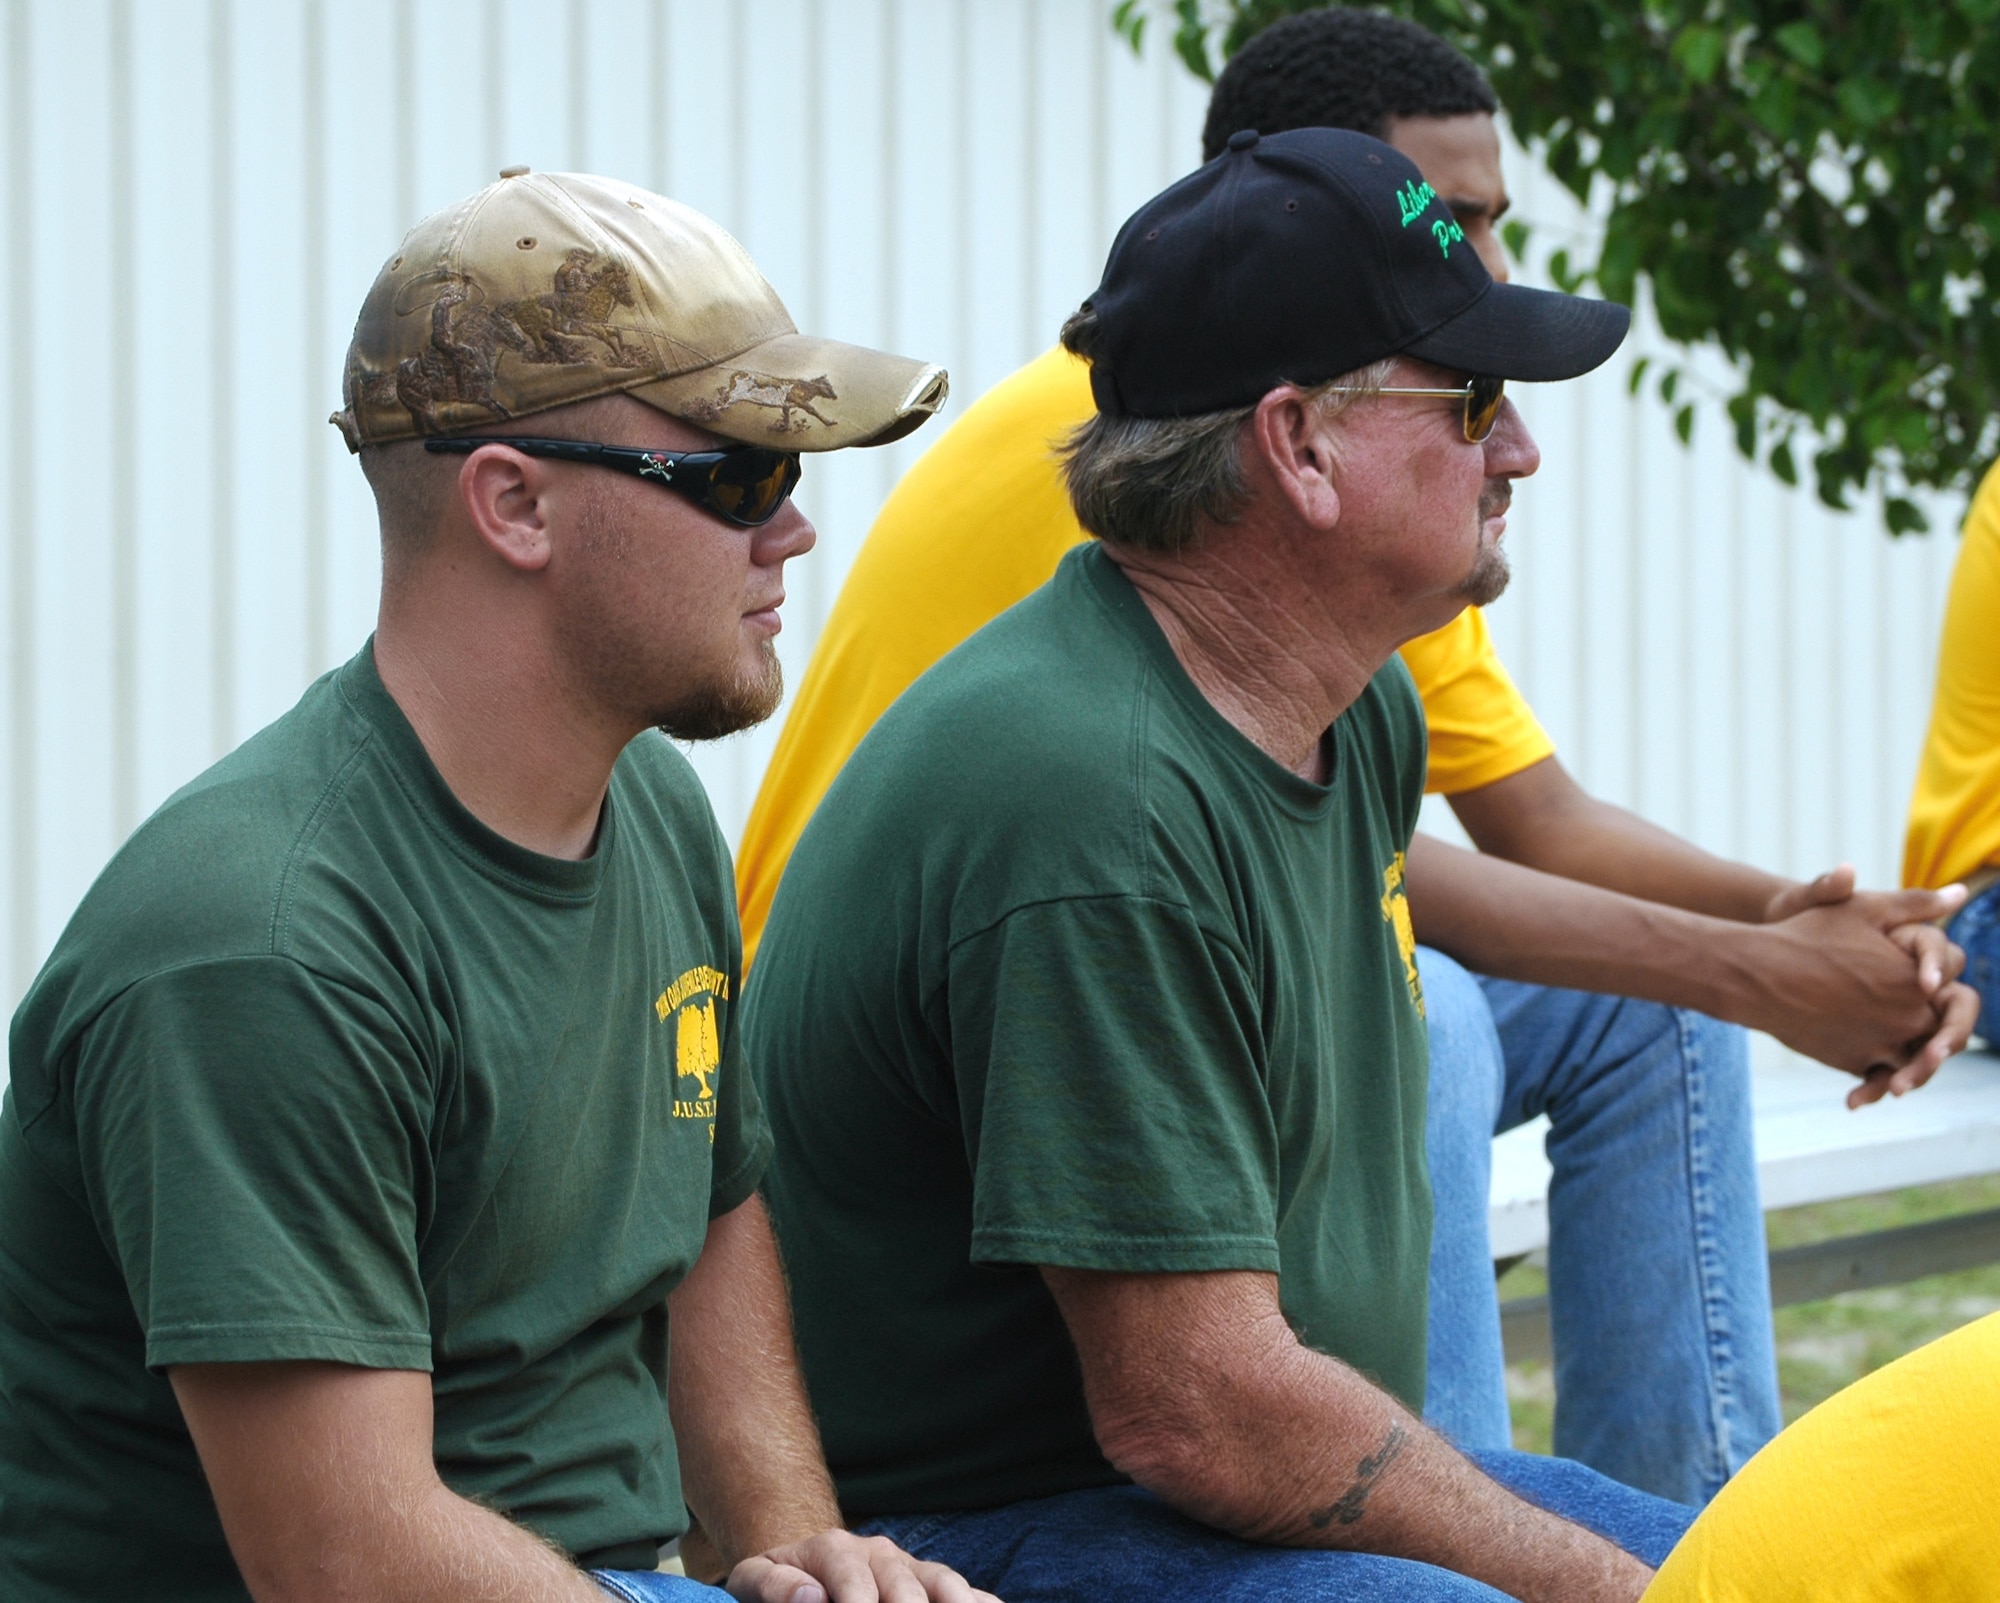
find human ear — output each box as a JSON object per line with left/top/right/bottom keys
{"left": 456, "top": 447, "right": 555, "bottom": 573}
{"left": 1249, "top": 388, "right": 1342, "bottom": 530}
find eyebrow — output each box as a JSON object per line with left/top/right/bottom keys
{"left": 1443, "top": 194, "right": 1510, "bottom": 221}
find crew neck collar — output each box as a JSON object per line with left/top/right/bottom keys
{"left": 338, "top": 639, "right": 611, "bottom": 901}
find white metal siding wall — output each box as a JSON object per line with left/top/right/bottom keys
{"left": 0, "top": 0, "right": 1967, "bottom": 1019}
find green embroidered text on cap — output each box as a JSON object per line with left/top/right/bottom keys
{"left": 1395, "top": 179, "right": 1438, "bottom": 228}
{"left": 1431, "top": 218, "right": 1466, "bottom": 259}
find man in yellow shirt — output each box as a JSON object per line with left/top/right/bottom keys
{"left": 738, "top": 10, "right": 1976, "bottom": 1507}
{"left": 1640, "top": 1311, "right": 2000, "bottom": 1601}
{"left": 1906, "top": 457, "right": 2000, "bottom": 1040}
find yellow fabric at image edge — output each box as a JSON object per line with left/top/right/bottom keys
{"left": 737, "top": 347, "right": 1555, "bottom": 966}
{"left": 1904, "top": 456, "right": 2000, "bottom": 889}
{"left": 1641, "top": 1311, "right": 2000, "bottom": 1602}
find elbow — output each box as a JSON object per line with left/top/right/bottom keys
{"left": 1095, "top": 1401, "right": 1205, "bottom": 1492}
{"left": 1093, "top": 1399, "right": 1274, "bottom": 1541}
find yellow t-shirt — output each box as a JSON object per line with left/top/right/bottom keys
{"left": 1642, "top": 1311, "right": 2000, "bottom": 1601}
{"left": 1904, "top": 459, "right": 2000, "bottom": 889}
{"left": 737, "top": 347, "right": 1555, "bottom": 965}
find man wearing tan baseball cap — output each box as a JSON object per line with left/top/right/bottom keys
{"left": 0, "top": 170, "right": 973, "bottom": 1603}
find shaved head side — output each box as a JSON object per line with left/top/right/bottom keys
{"left": 359, "top": 438, "right": 458, "bottom": 582}
{"left": 359, "top": 394, "right": 656, "bottom": 587}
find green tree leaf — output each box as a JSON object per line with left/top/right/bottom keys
{"left": 1885, "top": 496, "right": 1930, "bottom": 534}
{"left": 1773, "top": 22, "right": 1825, "bottom": 70}
{"left": 1671, "top": 24, "right": 1729, "bottom": 85}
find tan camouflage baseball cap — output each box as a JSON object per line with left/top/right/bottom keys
{"left": 332, "top": 168, "right": 947, "bottom": 453}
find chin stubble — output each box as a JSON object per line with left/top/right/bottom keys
{"left": 1457, "top": 487, "right": 1513, "bottom": 607}
{"left": 654, "top": 637, "right": 785, "bottom": 742}
{"left": 1456, "top": 540, "right": 1511, "bottom": 607}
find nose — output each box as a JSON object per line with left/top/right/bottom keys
{"left": 1482, "top": 396, "right": 1539, "bottom": 481}
{"left": 1468, "top": 219, "right": 1510, "bottom": 285}
{"left": 754, "top": 500, "right": 817, "bottom": 566}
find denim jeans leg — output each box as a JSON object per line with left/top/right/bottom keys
{"left": 1478, "top": 976, "right": 1780, "bottom": 1505}
{"left": 857, "top": 1452, "right": 1692, "bottom": 1603}
{"left": 1416, "top": 945, "right": 1512, "bottom": 1452}
{"left": 589, "top": 1568, "right": 731, "bottom": 1602}
{"left": 1948, "top": 881, "right": 2000, "bottom": 1044}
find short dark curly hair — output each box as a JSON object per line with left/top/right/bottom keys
{"left": 1200, "top": 7, "right": 1498, "bottom": 161}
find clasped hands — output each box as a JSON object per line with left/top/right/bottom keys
{"left": 1756, "top": 864, "right": 1980, "bottom": 1108}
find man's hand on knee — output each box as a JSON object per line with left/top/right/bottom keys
{"left": 727, "top": 1531, "right": 1000, "bottom": 1603}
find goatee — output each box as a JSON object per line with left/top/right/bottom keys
{"left": 1456, "top": 540, "right": 1511, "bottom": 607}
{"left": 656, "top": 640, "right": 785, "bottom": 741}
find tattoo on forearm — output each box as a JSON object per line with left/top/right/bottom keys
{"left": 1308, "top": 1422, "right": 1409, "bottom": 1529}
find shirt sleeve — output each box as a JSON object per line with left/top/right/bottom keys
{"left": 1398, "top": 605, "right": 1555, "bottom": 795}
{"left": 944, "top": 894, "right": 1280, "bottom": 1275}
{"left": 70, "top": 957, "right": 435, "bottom": 1372}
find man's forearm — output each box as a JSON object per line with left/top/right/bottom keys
{"left": 1404, "top": 832, "right": 1958, "bottom": 1077}
{"left": 667, "top": 1194, "right": 842, "bottom": 1568}
{"left": 1404, "top": 831, "right": 1754, "bottom": 1017}
{"left": 1044, "top": 1268, "right": 1649, "bottom": 1603}
{"left": 1446, "top": 756, "right": 1793, "bottom": 922}
{"left": 349, "top": 1482, "right": 606, "bottom": 1603}
{"left": 171, "top": 1362, "right": 605, "bottom": 1603}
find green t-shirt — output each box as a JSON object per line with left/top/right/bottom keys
{"left": 0, "top": 643, "right": 770, "bottom": 1601}
{"left": 746, "top": 542, "right": 1432, "bottom": 1518}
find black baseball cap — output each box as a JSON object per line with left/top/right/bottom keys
{"left": 1080, "top": 126, "right": 1630, "bottom": 419}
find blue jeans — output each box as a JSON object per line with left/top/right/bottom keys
{"left": 1949, "top": 880, "right": 2000, "bottom": 1042}
{"left": 1417, "top": 946, "right": 1780, "bottom": 1506}
{"left": 591, "top": 1568, "right": 728, "bottom": 1602}
{"left": 859, "top": 1448, "right": 1692, "bottom": 1601}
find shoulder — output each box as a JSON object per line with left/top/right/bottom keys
{"left": 863, "top": 549, "right": 1160, "bottom": 817}
{"left": 1962, "top": 457, "right": 2000, "bottom": 565}
{"left": 52, "top": 669, "right": 379, "bottom": 978}
{"left": 10, "top": 668, "right": 395, "bottom": 1114}
{"left": 777, "top": 552, "right": 1182, "bottom": 921}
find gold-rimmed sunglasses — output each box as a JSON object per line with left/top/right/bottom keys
{"left": 1331, "top": 373, "right": 1506, "bottom": 443}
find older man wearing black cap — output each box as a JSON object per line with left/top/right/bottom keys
{"left": 742, "top": 130, "right": 1691, "bottom": 1601}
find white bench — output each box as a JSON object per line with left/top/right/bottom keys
{"left": 1491, "top": 1039, "right": 2000, "bottom": 1360}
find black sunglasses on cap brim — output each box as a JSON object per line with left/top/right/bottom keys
{"left": 423, "top": 436, "right": 804, "bottom": 527}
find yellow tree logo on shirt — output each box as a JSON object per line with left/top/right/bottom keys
{"left": 656, "top": 965, "right": 728, "bottom": 1134}
{"left": 676, "top": 999, "right": 720, "bottom": 1100}
{"left": 1380, "top": 854, "right": 1425, "bottom": 1018}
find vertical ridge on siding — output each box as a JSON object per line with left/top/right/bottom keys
{"left": 207, "top": 0, "right": 235, "bottom": 760}
{"left": 7, "top": 0, "right": 36, "bottom": 1000}
{"left": 393, "top": 0, "right": 415, "bottom": 231}
{"left": 302, "top": 0, "right": 328, "bottom": 679}
{"left": 647, "top": 0, "right": 668, "bottom": 193}
{"left": 108, "top": 0, "right": 138, "bottom": 838}
{"left": 1019, "top": 0, "right": 1040, "bottom": 359}
{"left": 566, "top": 0, "right": 586, "bottom": 170}
{"left": 876, "top": 0, "right": 900, "bottom": 522}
